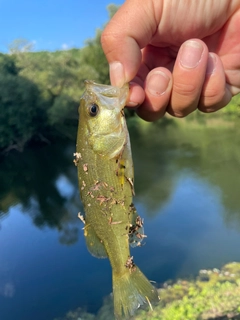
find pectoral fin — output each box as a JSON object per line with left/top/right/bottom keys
{"left": 84, "top": 224, "right": 108, "bottom": 258}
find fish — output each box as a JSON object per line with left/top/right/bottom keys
{"left": 75, "top": 80, "right": 159, "bottom": 319}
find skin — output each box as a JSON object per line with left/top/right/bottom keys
{"left": 101, "top": 0, "right": 240, "bottom": 121}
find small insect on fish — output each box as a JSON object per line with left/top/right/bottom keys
{"left": 76, "top": 80, "right": 159, "bottom": 319}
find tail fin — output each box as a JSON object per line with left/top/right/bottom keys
{"left": 112, "top": 266, "right": 159, "bottom": 319}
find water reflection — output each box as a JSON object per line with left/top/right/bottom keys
{"left": 1, "top": 119, "right": 240, "bottom": 320}
{"left": 0, "top": 142, "right": 83, "bottom": 245}
{"left": 131, "top": 119, "right": 240, "bottom": 225}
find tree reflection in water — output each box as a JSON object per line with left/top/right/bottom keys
{"left": 1, "top": 119, "right": 240, "bottom": 241}
{"left": 1, "top": 118, "right": 240, "bottom": 320}
{"left": 0, "top": 141, "right": 82, "bottom": 245}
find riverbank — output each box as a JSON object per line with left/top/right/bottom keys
{"left": 55, "top": 262, "right": 240, "bottom": 320}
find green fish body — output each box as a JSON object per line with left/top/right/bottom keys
{"left": 76, "top": 81, "right": 159, "bottom": 319}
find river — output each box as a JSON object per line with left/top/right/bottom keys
{"left": 1, "top": 117, "right": 240, "bottom": 320}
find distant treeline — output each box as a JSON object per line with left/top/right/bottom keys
{"left": 0, "top": 5, "right": 121, "bottom": 153}
{"left": 0, "top": 31, "right": 109, "bottom": 153}
{"left": 0, "top": 3, "right": 239, "bottom": 153}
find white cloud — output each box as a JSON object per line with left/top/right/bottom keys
{"left": 61, "top": 43, "right": 69, "bottom": 50}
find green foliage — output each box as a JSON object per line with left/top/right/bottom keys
{"left": 0, "top": 32, "right": 109, "bottom": 151}
{"left": 185, "top": 94, "right": 240, "bottom": 123}
{"left": 220, "top": 95, "right": 240, "bottom": 118}
{"left": 1, "top": 2, "right": 239, "bottom": 153}
{"left": 107, "top": 3, "right": 120, "bottom": 18}
{"left": 152, "top": 279, "right": 240, "bottom": 320}
{"left": 74, "top": 3, "right": 121, "bottom": 85}
{"left": 0, "top": 66, "right": 46, "bottom": 151}
{"left": 81, "top": 29, "right": 109, "bottom": 84}
{"left": 0, "top": 53, "right": 18, "bottom": 75}
{"left": 8, "top": 38, "right": 35, "bottom": 54}
{"left": 0, "top": 4, "right": 120, "bottom": 153}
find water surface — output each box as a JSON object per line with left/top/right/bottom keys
{"left": 1, "top": 119, "right": 240, "bottom": 320}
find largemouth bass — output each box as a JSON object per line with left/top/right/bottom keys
{"left": 76, "top": 80, "right": 159, "bottom": 319}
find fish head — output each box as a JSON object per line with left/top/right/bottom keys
{"left": 78, "top": 81, "right": 129, "bottom": 158}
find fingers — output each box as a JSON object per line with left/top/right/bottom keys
{"left": 167, "top": 40, "right": 209, "bottom": 117}
{"left": 102, "top": 5, "right": 233, "bottom": 121}
{"left": 198, "top": 53, "right": 232, "bottom": 112}
{"left": 131, "top": 40, "right": 232, "bottom": 121}
{"left": 136, "top": 68, "right": 172, "bottom": 121}
{"left": 101, "top": 1, "right": 157, "bottom": 87}
{"left": 128, "top": 39, "right": 210, "bottom": 120}
{"left": 168, "top": 41, "right": 232, "bottom": 116}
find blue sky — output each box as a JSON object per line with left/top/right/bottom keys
{"left": 0, "top": 0, "right": 124, "bottom": 52}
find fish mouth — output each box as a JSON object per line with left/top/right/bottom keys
{"left": 84, "top": 80, "right": 129, "bottom": 111}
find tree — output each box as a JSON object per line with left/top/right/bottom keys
{"left": 0, "top": 4, "right": 122, "bottom": 153}
{"left": 107, "top": 3, "right": 120, "bottom": 18}
{"left": 8, "top": 38, "right": 35, "bottom": 55}
{"left": 0, "top": 73, "right": 45, "bottom": 152}
{"left": 80, "top": 29, "right": 110, "bottom": 84}
{"left": 79, "top": 4, "right": 121, "bottom": 85}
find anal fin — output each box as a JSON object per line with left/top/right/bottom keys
{"left": 84, "top": 224, "right": 108, "bottom": 259}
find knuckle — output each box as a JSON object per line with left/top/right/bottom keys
{"left": 207, "top": 88, "right": 221, "bottom": 99}
{"left": 173, "top": 81, "right": 198, "bottom": 97}
{"left": 203, "top": 87, "right": 224, "bottom": 100}
{"left": 199, "top": 88, "right": 227, "bottom": 112}
{"left": 199, "top": 93, "right": 231, "bottom": 114}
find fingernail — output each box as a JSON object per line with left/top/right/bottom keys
{"left": 109, "top": 61, "right": 125, "bottom": 87}
{"left": 146, "top": 71, "right": 170, "bottom": 96}
{"left": 127, "top": 101, "right": 139, "bottom": 107}
{"left": 180, "top": 40, "right": 204, "bottom": 69}
{"left": 206, "top": 53, "right": 216, "bottom": 74}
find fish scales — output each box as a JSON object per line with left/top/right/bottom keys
{"left": 76, "top": 80, "right": 159, "bottom": 319}
{"left": 78, "top": 149, "right": 131, "bottom": 274}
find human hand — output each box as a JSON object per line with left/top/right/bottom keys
{"left": 101, "top": 0, "right": 240, "bottom": 121}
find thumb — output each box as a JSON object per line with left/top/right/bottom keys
{"left": 101, "top": 0, "right": 157, "bottom": 87}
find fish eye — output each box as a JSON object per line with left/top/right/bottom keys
{"left": 88, "top": 103, "right": 99, "bottom": 117}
